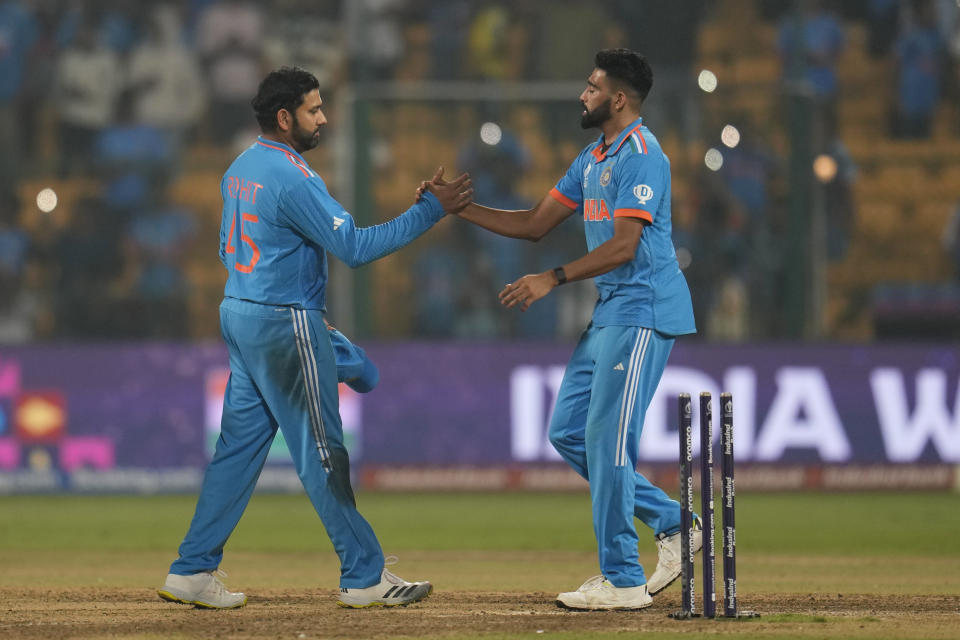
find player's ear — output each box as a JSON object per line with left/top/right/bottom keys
{"left": 277, "top": 108, "right": 292, "bottom": 132}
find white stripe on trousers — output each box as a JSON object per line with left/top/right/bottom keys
{"left": 290, "top": 309, "right": 332, "bottom": 469}
{"left": 615, "top": 328, "right": 652, "bottom": 467}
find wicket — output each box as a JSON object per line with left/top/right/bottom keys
{"left": 671, "top": 391, "right": 756, "bottom": 620}
{"left": 699, "top": 392, "right": 717, "bottom": 619}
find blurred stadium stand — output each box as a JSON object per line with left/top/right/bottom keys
{"left": 2, "top": 0, "right": 959, "bottom": 343}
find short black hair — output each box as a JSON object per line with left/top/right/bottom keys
{"left": 251, "top": 67, "right": 320, "bottom": 132}
{"left": 595, "top": 48, "right": 653, "bottom": 103}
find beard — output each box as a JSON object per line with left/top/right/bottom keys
{"left": 580, "top": 98, "right": 612, "bottom": 129}
{"left": 291, "top": 120, "right": 322, "bottom": 152}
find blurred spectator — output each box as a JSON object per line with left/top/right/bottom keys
{"left": 777, "top": 0, "right": 846, "bottom": 105}
{"left": 52, "top": 196, "right": 124, "bottom": 338}
{"left": 453, "top": 257, "right": 501, "bottom": 338}
{"left": 348, "top": 0, "right": 404, "bottom": 81}
{"left": 426, "top": 0, "right": 471, "bottom": 80}
{"left": 866, "top": 0, "right": 900, "bottom": 58}
{"left": 0, "top": 190, "right": 35, "bottom": 343}
{"left": 706, "top": 276, "right": 749, "bottom": 341}
{"left": 263, "top": 3, "right": 344, "bottom": 90}
{"left": 685, "top": 167, "right": 747, "bottom": 332}
{"left": 457, "top": 124, "right": 530, "bottom": 287}
{"left": 615, "top": 0, "right": 705, "bottom": 141}
{"left": 941, "top": 199, "right": 960, "bottom": 282}
{"left": 195, "top": 0, "right": 263, "bottom": 144}
{"left": 52, "top": 12, "right": 122, "bottom": 177}
{"left": 412, "top": 223, "right": 468, "bottom": 337}
{"left": 819, "top": 112, "right": 856, "bottom": 261}
{"left": 0, "top": 1, "right": 37, "bottom": 192}
{"left": 892, "top": 0, "right": 946, "bottom": 139}
{"left": 18, "top": 0, "right": 58, "bottom": 170}
{"left": 55, "top": 1, "right": 139, "bottom": 53}
{"left": 465, "top": 2, "right": 530, "bottom": 82}
{"left": 99, "top": 1, "right": 140, "bottom": 53}
{"left": 719, "top": 121, "right": 785, "bottom": 336}
{"left": 719, "top": 120, "right": 779, "bottom": 227}
{"left": 757, "top": 0, "right": 792, "bottom": 21}
{"left": 455, "top": 122, "right": 566, "bottom": 338}
{"left": 127, "top": 4, "right": 206, "bottom": 150}
{"left": 92, "top": 89, "right": 175, "bottom": 178}
{"left": 121, "top": 186, "right": 196, "bottom": 338}
{"left": 533, "top": 0, "right": 618, "bottom": 81}
{"left": 933, "top": 0, "right": 958, "bottom": 47}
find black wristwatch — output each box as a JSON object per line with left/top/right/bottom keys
{"left": 553, "top": 266, "right": 567, "bottom": 285}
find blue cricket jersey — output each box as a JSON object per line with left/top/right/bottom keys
{"left": 219, "top": 137, "right": 444, "bottom": 309}
{"left": 550, "top": 117, "right": 696, "bottom": 336}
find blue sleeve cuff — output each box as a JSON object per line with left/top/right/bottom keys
{"left": 418, "top": 191, "right": 444, "bottom": 221}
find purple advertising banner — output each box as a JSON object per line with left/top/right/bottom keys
{"left": 363, "top": 342, "right": 960, "bottom": 466}
{"left": 0, "top": 341, "right": 958, "bottom": 492}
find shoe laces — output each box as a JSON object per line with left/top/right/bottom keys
{"left": 381, "top": 556, "right": 407, "bottom": 585}
{"left": 577, "top": 575, "right": 609, "bottom": 592}
{"left": 205, "top": 569, "right": 231, "bottom": 594}
{"left": 655, "top": 517, "right": 702, "bottom": 562}
{"left": 654, "top": 532, "right": 681, "bottom": 565}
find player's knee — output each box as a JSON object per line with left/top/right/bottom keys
{"left": 547, "top": 420, "right": 575, "bottom": 450}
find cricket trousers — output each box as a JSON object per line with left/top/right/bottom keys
{"left": 169, "top": 298, "right": 384, "bottom": 588}
{"left": 549, "top": 324, "right": 682, "bottom": 588}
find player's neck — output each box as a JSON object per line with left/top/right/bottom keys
{"left": 262, "top": 131, "right": 300, "bottom": 153}
{"left": 601, "top": 112, "right": 641, "bottom": 146}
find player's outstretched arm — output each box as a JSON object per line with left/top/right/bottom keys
{"left": 458, "top": 197, "right": 572, "bottom": 241}
{"left": 420, "top": 168, "right": 573, "bottom": 241}
{"left": 279, "top": 172, "right": 471, "bottom": 268}
{"left": 499, "top": 217, "right": 645, "bottom": 312}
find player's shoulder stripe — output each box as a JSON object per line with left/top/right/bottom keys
{"left": 609, "top": 122, "right": 646, "bottom": 157}
{"left": 631, "top": 131, "right": 648, "bottom": 154}
{"left": 257, "top": 140, "right": 316, "bottom": 178}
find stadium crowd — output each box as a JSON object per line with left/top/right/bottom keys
{"left": 1, "top": 0, "right": 958, "bottom": 343}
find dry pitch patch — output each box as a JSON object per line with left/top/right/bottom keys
{"left": 2, "top": 588, "right": 958, "bottom": 639}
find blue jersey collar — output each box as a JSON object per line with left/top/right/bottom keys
{"left": 256, "top": 136, "right": 308, "bottom": 161}
{"left": 590, "top": 117, "right": 645, "bottom": 163}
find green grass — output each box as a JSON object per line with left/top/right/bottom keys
{"left": 754, "top": 614, "right": 829, "bottom": 623}
{"left": 1, "top": 491, "right": 958, "bottom": 639}
{"left": 0, "top": 491, "right": 958, "bottom": 555}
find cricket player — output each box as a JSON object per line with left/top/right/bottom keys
{"left": 425, "top": 49, "right": 702, "bottom": 610}
{"left": 158, "top": 66, "right": 471, "bottom": 609}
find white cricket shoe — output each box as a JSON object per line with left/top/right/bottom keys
{"left": 647, "top": 517, "right": 703, "bottom": 595}
{"left": 337, "top": 568, "right": 433, "bottom": 608}
{"left": 157, "top": 570, "right": 247, "bottom": 609}
{"left": 555, "top": 575, "right": 653, "bottom": 611}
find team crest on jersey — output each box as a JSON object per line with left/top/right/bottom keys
{"left": 599, "top": 166, "right": 612, "bottom": 186}
{"left": 633, "top": 184, "right": 654, "bottom": 204}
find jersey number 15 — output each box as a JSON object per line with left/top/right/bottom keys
{"left": 226, "top": 212, "right": 260, "bottom": 273}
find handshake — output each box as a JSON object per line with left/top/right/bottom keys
{"left": 415, "top": 166, "right": 473, "bottom": 215}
